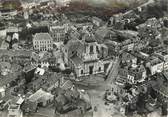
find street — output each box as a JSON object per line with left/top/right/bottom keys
{"left": 86, "top": 57, "right": 122, "bottom": 117}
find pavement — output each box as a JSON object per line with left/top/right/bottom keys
{"left": 82, "top": 57, "right": 122, "bottom": 117}
{"left": 0, "top": 111, "right": 7, "bottom": 117}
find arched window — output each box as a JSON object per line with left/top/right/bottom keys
{"left": 81, "top": 70, "right": 84, "bottom": 74}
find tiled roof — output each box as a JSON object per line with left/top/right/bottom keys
{"left": 61, "top": 80, "right": 73, "bottom": 90}
{"left": 70, "top": 55, "right": 83, "bottom": 67}
{"left": 0, "top": 72, "right": 20, "bottom": 87}
{"left": 0, "top": 50, "right": 32, "bottom": 58}
{"left": 34, "top": 33, "right": 53, "bottom": 41}
{"left": 28, "top": 89, "right": 54, "bottom": 102}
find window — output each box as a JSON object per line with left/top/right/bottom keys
{"left": 81, "top": 70, "right": 84, "bottom": 74}
{"left": 90, "top": 45, "right": 94, "bottom": 54}
{"left": 99, "top": 67, "right": 101, "bottom": 71}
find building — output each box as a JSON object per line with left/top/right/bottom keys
{"left": 154, "top": 51, "right": 168, "bottom": 71}
{"left": 23, "top": 65, "right": 36, "bottom": 83}
{"left": 49, "top": 24, "right": 68, "bottom": 42}
{"left": 127, "top": 65, "right": 147, "bottom": 84}
{"left": 160, "top": 0, "right": 168, "bottom": 12}
{"left": 92, "top": 17, "right": 103, "bottom": 27}
{"left": 28, "top": 89, "right": 54, "bottom": 107}
{"left": 33, "top": 33, "right": 53, "bottom": 51}
{"left": 118, "top": 63, "right": 147, "bottom": 85}
{"left": 0, "top": 50, "right": 32, "bottom": 65}
{"left": 8, "top": 104, "right": 23, "bottom": 117}
{"left": 62, "top": 34, "right": 113, "bottom": 77}
{"left": 106, "top": 30, "right": 139, "bottom": 54}
{"left": 0, "top": 9, "right": 17, "bottom": 18}
{"left": 55, "top": 0, "right": 71, "bottom": 6}
{"left": 120, "top": 51, "right": 137, "bottom": 64}
{"left": 146, "top": 56, "right": 164, "bottom": 75}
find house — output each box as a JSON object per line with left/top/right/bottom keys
{"left": 110, "top": 13, "right": 125, "bottom": 30}
{"left": 0, "top": 9, "right": 17, "bottom": 18}
{"left": 6, "top": 26, "right": 20, "bottom": 35}
{"left": 92, "top": 17, "right": 103, "bottom": 27}
{"left": 33, "top": 33, "right": 53, "bottom": 51}
{"left": 0, "top": 71, "right": 22, "bottom": 91}
{"left": 55, "top": 0, "right": 71, "bottom": 6}
{"left": 8, "top": 104, "right": 23, "bottom": 117}
{"left": 61, "top": 80, "right": 74, "bottom": 91}
{"left": 31, "top": 51, "right": 58, "bottom": 67}
{"left": 118, "top": 63, "right": 147, "bottom": 85}
{"left": 0, "top": 50, "right": 32, "bottom": 64}
{"left": 23, "top": 65, "right": 36, "bottom": 83}
{"left": 95, "top": 26, "right": 116, "bottom": 43}
{"left": 75, "top": 22, "right": 93, "bottom": 31}
{"left": 49, "top": 24, "right": 69, "bottom": 42}
{"left": 154, "top": 51, "right": 168, "bottom": 71}
{"left": 28, "top": 89, "right": 54, "bottom": 107}
{"left": 0, "top": 41, "right": 9, "bottom": 49}
{"left": 152, "top": 80, "right": 168, "bottom": 117}
{"left": 0, "top": 62, "right": 11, "bottom": 76}
{"left": 127, "top": 65, "right": 147, "bottom": 84}
{"left": 62, "top": 33, "right": 113, "bottom": 77}
{"left": 21, "top": 99, "right": 38, "bottom": 113}
{"left": 0, "top": 87, "right": 5, "bottom": 98}
{"left": 28, "top": 72, "right": 62, "bottom": 92}
{"left": 120, "top": 51, "right": 137, "bottom": 64}
{"left": 146, "top": 56, "right": 164, "bottom": 75}
{"left": 105, "top": 30, "right": 139, "bottom": 54}
{"left": 41, "top": 73, "right": 62, "bottom": 92}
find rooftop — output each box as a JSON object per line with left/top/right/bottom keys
{"left": 0, "top": 72, "right": 21, "bottom": 87}
{"left": 8, "top": 104, "right": 20, "bottom": 110}
{"left": 70, "top": 55, "right": 83, "bottom": 67}
{"left": 153, "top": 83, "right": 168, "bottom": 98}
{"left": 34, "top": 33, "right": 53, "bottom": 41}
{"left": 28, "top": 89, "right": 54, "bottom": 102}
{"left": 83, "top": 33, "right": 96, "bottom": 43}
{"left": 148, "top": 56, "right": 163, "bottom": 66}
{"left": 0, "top": 50, "right": 32, "bottom": 58}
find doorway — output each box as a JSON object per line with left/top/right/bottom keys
{"left": 89, "top": 66, "right": 94, "bottom": 74}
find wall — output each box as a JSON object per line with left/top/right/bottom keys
{"left": 150, "top": 62, "right": 164, "bottom": 75}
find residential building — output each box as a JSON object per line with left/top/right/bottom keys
{"left": 106, "top": 30, "right": 139, "bottom": 54}
{"left": 55, "top": 0, "right": 71, "bottom": 6}
{"left": 0, "top": 87, "right": 5, "bottom": 98}
{"left": 160, "top": 0, "right": 168, "bottom": 12}
{"left": 118, "top": 63, "right": 147, "bottom": 85}
{"left": 146, "top": 56, "right": 164, "bottom": 75}
{"left": 95, "top": 26, "right": 116, "bottom": 43}
{"left": 120, "top": 51, "right": 137, "bottom": 64}
{"left": 0, "top": 50, "right": 32, "bottom": 64}
{"left": 49, "top": 24, "right": 69, "bottom": 42}
{"left": 127, "top": 65, "right": 147, "bottom": 84}
{"left": 8, "top": 104, "right": 23, "bottom": 117}
{"left": 6, "top": 26, "right": 20, "bottom": 35}
{"left": 62, "top": 33, "right": 113, "bottom": 77}
{"left": 33, "top": 33, "right": 53, "bottom": 51}
{"left": 28, "top": 89, "right": 54, "bottom": 107}
{"left": 21, "top": 98, "right": 38, "bottom": 113}
{"left": 92, "top": 17, "right": 103, "bottom": 27}
{"left": 23, "top": 65, "right": 36, "bottom": 83}
{"left": 154, "top": 51, "right": 168, "bottom": 71}
{"left": 28, "top": 72, "right": 62, "bottom": 92}
{"left": 0, "top": 9, "right": 17, "bottom": 18}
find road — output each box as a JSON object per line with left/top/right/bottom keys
{"left": 123, "top": 0, "right": 154, "bottom": 17}
{"left": 86, "top": 57, "right": 121, "bottom": 117}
